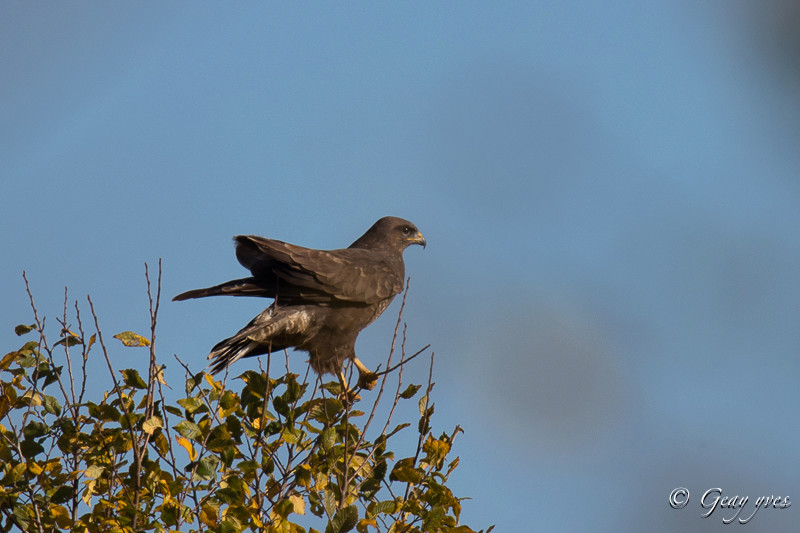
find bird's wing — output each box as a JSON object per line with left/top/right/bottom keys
{"left": 235, "top": 236, "right": 404, "bottom": 305}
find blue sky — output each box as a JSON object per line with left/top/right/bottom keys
{"left": 3, "top": 3, "right": 800, "bottom": 531}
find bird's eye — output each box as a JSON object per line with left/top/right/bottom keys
{"left": 401, "top": 226, "right": 412, "bottom": 234}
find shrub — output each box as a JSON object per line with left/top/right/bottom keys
{"left": 0, "top": 264, "right": 489, "bottom": 533}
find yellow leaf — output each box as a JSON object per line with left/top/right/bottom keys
{"left": 154, "top": 432, "right": 170, "bottom": 455}
{"left": 50, "top": 505, "right": 72, "bottom": 528}
{"left": 84, "top": 464, "right": 105, "bottom": 479}
{"left": 155, "top": 365, "right": 168, "bottom": 385}
{"left": 0, "top": 351, "right": 18, "bottom": 371}
{"left": 113, "top": 331, "right": 151, "bottom": 347}
{"left": 43, "top": 459, "right": 61, "bottom": 472}
{"left": 289, "top": 494, "right": 305, "bottom": 515}
{"left": 357, "top": 518, "right": 377, "bottom": 533}
{"left": 176, "top": 436, "right": 197, "bottom": 461}
{"left": 159, "top": 479, "right": 172, "bottom": 502}
{"left": 83, "top": 479, "right": 97, "bottom": 505}
{"left": 8, "top": 463, "right": 25, "bottom": 483}
{"left": 22, "top": 391, "right": 43, "bottom": 406}
{"left": 199, "top": 505, "right": 218, "bottom": 527}
{"left": 27, "top": 461, "right": 43, "bottom": 475}
{"left": 143, "top": 416, "right": 163, "bottom": 435}
{"left": 204, "top": 372, "right": 221, "bottom": 391}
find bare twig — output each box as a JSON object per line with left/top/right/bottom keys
{"left": 403, "top": 350, "right": 436, "bottom": 507}
{"left": 87, "top": 294, "right": 142, "bottom": 516}
{"left": 74, "top": 300, "right": 89, "bottom": 406}
{"left": 144, "top": 260, "right": 162, "bottom": 420}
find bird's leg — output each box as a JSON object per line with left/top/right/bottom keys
{"left": 337, "top": 369, "right": 361, "bottom": 403}
{"left": 353, "top": 356, "right": 378, "bottom": 391}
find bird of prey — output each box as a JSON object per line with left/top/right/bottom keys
{"left": 173, "top": 216, "right": 425, "bottom": 396}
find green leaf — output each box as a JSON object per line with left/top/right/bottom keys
{"left": 281, "top": 427, "right": 303, "bottom": 445}
{"left": 272, "top": 395, "right": 290, "bottom": 417}
{"left": 274, "top": 498, "right": 294, "bottom": 519}
{"left": 177, "top": 397, "right": 204, "bottom": 414}
{"left": 418, "top": 404, "right": 434, "bottom": 435}
{"left": 368, "top": 500, "right": 399, "bottom": 518}
{"left": 164, "top": 405, "right": 184, "bottom": 417}
{"left": 219, "top": 390, "right": 238, "bottom": 411}
{"left": 160, "top": 504, "right": 179, "bottom": 527}
{"left": 389, "top": 458, "right": 422, "bottom": 484}
{"left": 121, "top": 368, "right": 147, "bottom": 389}
{"left": 49, "top": 484, "right": 75, "bottom": 504}
{"left": 320, "top": 427, "right": 337, "bottom": 451}
{"left": 11, "top": 506, "right": 29, "bottom": 531}
{"left": 3, "top": 463, "right": 26, "bottom": 484}
{"left": 423, "top": 507, "right": 445, "bottom": 531}
{"left": 399, "top": 384, "right": 421, "bottom": 399}
{"left": 42, "top": 365, "right": 63, "bottom": 387}
{"left": 418, "top": 394, "right": 428, "bottom": 416}
{"left": 327, "top": 505, "right": 358, "bottom": 533}
{"left": 88, "top": 401, "right": 121, "bottom": 421}
{"left": 386, "top": 423, "right": 410, "bottom": 438}
{"left": 54, "top": 334, "right": 82, "bottom": 347}
{"left": 43, "top": 395, "right": 61, "bottom": 415}
{"left": 192, "top": 456, "right": 219, "bottom": 481}
{"left": 23, "top": 421, "right": 49, "bottom": 439}
{"left": 17, "top": 353, "right": 38, "bottom": 368}
{"left": 307, "top": 398, "right": 344, "bottom": 423}
{"left": 113, "top": 331, "right": 151, "bottom": 347}
{"left": 323, "top": 490, "right": 337, "bottom": 518}
{"left": 20, "top": 438, "right": 45, "bottom": 458}
{"left": 185, "top": 373, "right": 202, "bottom": 394}
{"left": 14, "top": 324, "right": 35, "bottom": 336}
{"left": 175, "top": 420, "right": 203, "bottom": 440}
{"left": 238, "top": 460, "right": 259, "bottom": 475}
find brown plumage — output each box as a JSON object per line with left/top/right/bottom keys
{"left": 173, "top": 217, "right": 425, "bottom": 389}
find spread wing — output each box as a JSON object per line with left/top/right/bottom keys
{"left": 234, "top": 235, "right": 404, "bottom": 305}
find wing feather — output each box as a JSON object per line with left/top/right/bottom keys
{"left": 235, "top": 236, "right": 403, "bottom": 305}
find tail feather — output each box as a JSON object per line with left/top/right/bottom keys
{"left": 207, "top": 306, "right": 276, "bottom": 374}
{"left": 208, "top": 337, "right": 262, "bottom": 374}
{"left": 173, "top": 277, "right": 270, "bottom": 301}
{"left": 206, "top": 306, "right": 314, "bottom": 375}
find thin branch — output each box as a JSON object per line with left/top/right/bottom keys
{"left": 74, "top": 300, "right": 89, "bottom": 406}
{"left": 61, "top": 287, "right": 79, "bottom": 410}
{"left": 403, "top": 351, "right": 436, "bottom": 506}
{"left": 87, "top": 294, "right": 142, "bottom": 512}
{"left": 375, "top": 343, "right": 430, "bottom": 377}
{"left": 144, "top": 260, "right": 162, "bottom": 420}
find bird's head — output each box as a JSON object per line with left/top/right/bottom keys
{"left": 350, "top": 216, "right": 426, "bottom": 251}
{"left": 395, "top": 220, "right": 426, "bottom": 250}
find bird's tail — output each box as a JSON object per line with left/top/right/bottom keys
{"left": 208, "top": 336, "right": 256, "bottom": 375}
{"left": 206, "top": 306, "right": 312, "bottom": 375}
{"left": 173, "top": 277, "right": 268, "bottom": 301}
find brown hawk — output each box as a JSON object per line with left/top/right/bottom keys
{"left": 174, "top": 216, "right": 425, "bottom": 394}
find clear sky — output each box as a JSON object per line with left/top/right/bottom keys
{"left": 3, "top": 3, "right": 800, "bottom": 531}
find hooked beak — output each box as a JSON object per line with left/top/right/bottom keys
{"left": 410, "top": 231, "right": 426, "bottom": 249}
